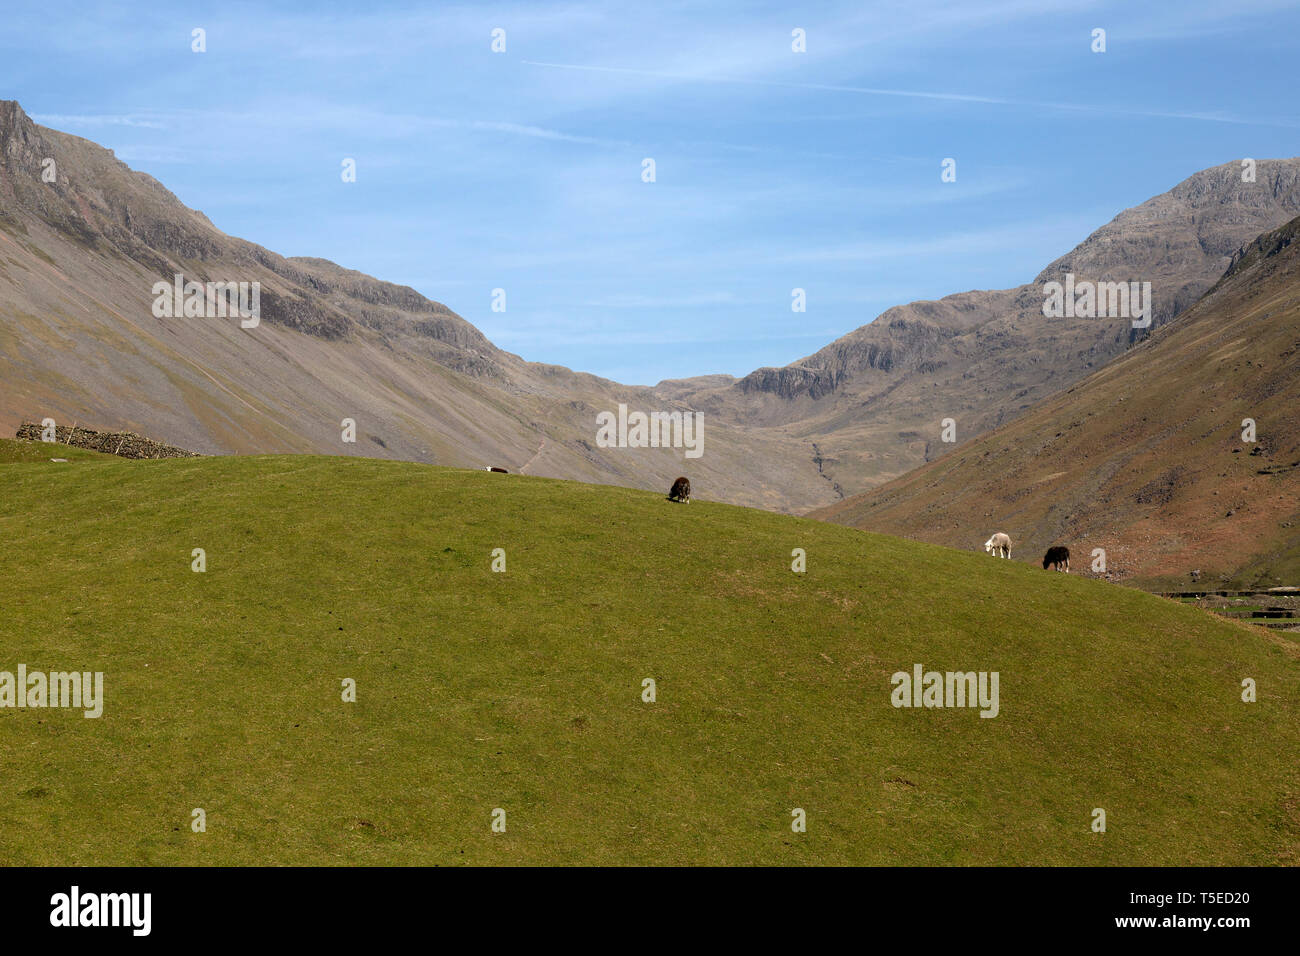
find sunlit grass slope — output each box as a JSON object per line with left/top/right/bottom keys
{"left": 1, "top": 440, "right": 1296, "bottom": 865}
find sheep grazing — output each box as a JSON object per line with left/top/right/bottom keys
{"left": 984, "top": 532, "right": 1011, "bottom": 559}
{"left": 667, "top": 476, "right": 691, "bottom": 503}
{"left": 1042, "top": 546, "right": 1070, "bottom": 572}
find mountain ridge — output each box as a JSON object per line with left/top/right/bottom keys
{"left": 644, "top": 158, "right": 1300, "bottom": 506}
{"left": 1, "top": 100, "right": 838, "bottom": 512}
{"left": 812, "top": 213, "right": 1300, "bottom": 586}
{"left": 3, "top": 98, "right": 1300, "bottom": 513}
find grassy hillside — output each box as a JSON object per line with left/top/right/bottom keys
{"left": 1, "top": 440, "right": 1297, "bottom": 865}
{"left": 813, "top": 215, "right": 1300, "bottom": 591}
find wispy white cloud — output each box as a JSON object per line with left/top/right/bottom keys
{"left": 467, "top": 120, "right": 630, "bottom": 147}
{"left": 522, "top": 59, "right": 1012, "bottom": 105}
{"left": 30, "top": 112, "right": 166, "bottom": 129}
{"left": 521, "top": 59, "right": 1300, "bottom": 129}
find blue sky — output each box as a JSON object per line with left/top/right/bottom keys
{"left": 4, "top": 1, "right": 1298, "bottom": 384}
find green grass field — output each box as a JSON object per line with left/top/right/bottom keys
{"left": 1, "top": 439, "right": 1297, "bottom": 865}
